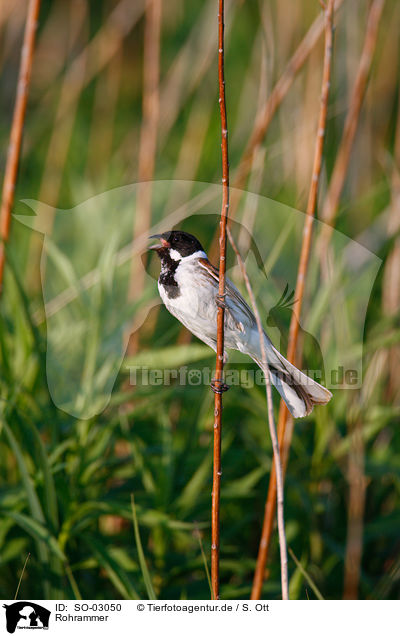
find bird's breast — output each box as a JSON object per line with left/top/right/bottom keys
{"left": 159, "top": 259, "right": 217, "bottom": 323}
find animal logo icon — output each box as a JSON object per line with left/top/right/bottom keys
{"left": 3, "top": 602, "right": 50, "bottom": 634}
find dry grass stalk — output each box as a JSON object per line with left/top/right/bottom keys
{"left": 318, "top": 0, "right": 385, "bottom": 274}
{"left": 133, "top": 84, "right": 215, "bottom": 351}
{"left": 38, "top": 0, "right": 145, "bottom": 124}
{"left": 331, "top": 4, "right": 387, "bottom": 594}
{"left": 382, "top": 93, "right": 400, "bottom": 401}
{"left": 127, "top": 0, "right": 162, "bottom": 355}
{"left": 343, "top": 412, "right": 368, "bottom": 599}
{"left": 85, "top": 30, "right": 123, "bottom": 182}
{"left": 210, "top": 0, "right": 343, "bottom": 263}
{"left": 14, "top": 552, "right": 31, "bottom": 600}
{"left": 212, "top": 0, "right": 230, "bottom": 601}
{"left": 28, "top": 0, "right": 338, "bottom": 318}
{"left": 342, "top": 343, "right": 387, "bottom": 598}
{"left": 0, "top": 0, "right": 41, "bottom": 294}
{"left": 24, "top": 1, "right": 144, "bottom": 173}
{"left": 26, "top": 0, "right": 88, "bottom": 291}
{"left": 233, "top": 0, "right": 341, "bottom": 202}
{"left": 227, "top": 227, "right": 288, "bottom": 600}
{"left": 251, "top": 0, "right": 335, "bottom": 599}
{"left": 158, "top": 0, "right": 221, "bottom": 147}
{"left": 113, "top": 0, "right": 221, "bottom": 166}
{"left": 0, "top": 1, "right": 29, "bottom": 75}
{"left": 342, "top": 40, "right": 400, "bottom": 600}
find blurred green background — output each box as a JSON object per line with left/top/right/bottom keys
{"left": 0, "top": 0, "right": 399, "bottom": 600}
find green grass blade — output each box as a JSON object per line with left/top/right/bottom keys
{"left": 176, "top": 451, "right": 211, "bottom": 513}
{"left": 83, "top": 535, "right": 139, "bottom": 600}
{"left": 6, "top": 249, "right": 46, "bottom": 365}
{"left": 195, "top": 527, "right": 213, "bottom": 599}
{"left": 288, "top": 547, "right": 324, "bottom": 600}
{"left": 64, "top": 561, "right": 82, "bottom": 600}
{"left": 1, "top": 418, "right": 45, "bottom": 524}
{"left": 23, "top": 418, "right": 59, "bottom": 531}
{"left": 7, "top": 511, "right": 66, "bottom": 562}
{"left": 131, "top": 494, "right": 156, "bottom": 600}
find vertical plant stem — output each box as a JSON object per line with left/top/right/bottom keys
{"left": 251, "top": 0, "right": 335, "bottom": 600}
{"left": 85, "top": 17, "right": 123, "bottom": 182}
{"left": 210, "top": 0, "right": 344, "bottom": 262}
{"left": 127, "top": 0, "right": 162, "bottom": 355}
{"left": 233, "top": 0, "right": 342, "bottom": 200}
{"left": 318, "top": 0, "right": 385, "bottom": 272}
{"left": 343, "top": 413, "right": 367, "bottom": 599}
{"left": 0, "top": 0, "right": 41, "bottom": 294}
{"left": 211, "top": 0, "right": 229, "bottom": 601}
{"left": 38, "top": 0, "right": 145, "bottom": 124}
{"left": 14, "top": 552, "right": 30, "bottom": 600}
{"left": 227, "top": 227, "right": 288, "bottom": 600}
{"left": 382, "top": 93, "right": 400, "bottom": 400}
{"left": 27, "top": 0, "right": 88, "bottom": 291}
{"left": 318, "top": 4, "right": 385, "bottom": 588}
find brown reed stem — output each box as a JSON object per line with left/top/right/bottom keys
{"left": 318, "top": 0, "right": 385, "bottom": 271}
{"left": 251, "top": 0, "right": 335, "bottom": 599}
{"left": 39, "top": 0, "right": 144, "bottom": 125}
{"left": 0, "top": 0, "right": 41, "bottom": 294}
{"left": 382, "top": 90, "right": 400, "bottom": 400}
{"left": 26, "top": 0, "right": 88, "bottom": 291}
{"left": 227, "top": 227, "right": 288, "bottom": 600}
{"left": 211, "top": 0, "right": 229, "bottom": 601}
{"left": 127, "top": 0, "right": 162, "bottom": 355}
{"left": 210, "top": 0, "right": 343, "bottom": 263}
{"left": 233, "top": 0, "right": 341, "bottom": 201}
{"left": 31, "top": 0, "right": 341, "bottom": 320}
{"left": 342, "top": 6, "right": 390, "bottom": 588}
{"left": 343, "top": 413, "right": 367, "bottom": 599}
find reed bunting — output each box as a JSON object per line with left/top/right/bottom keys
{"left": 149, "top": 230, "right": 332, "bottom": 418}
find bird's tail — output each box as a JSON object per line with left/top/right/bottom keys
{"left": 252, "top": 340, "right": 332, "bottom": 418}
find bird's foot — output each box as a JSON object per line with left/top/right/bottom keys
{"left": 215, "top": 293, "right": 227, "bottom": 310}
{"left": 211, "top": 377, "right": 230, "bottom": 394}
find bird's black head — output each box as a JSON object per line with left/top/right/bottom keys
{"left": 149, "top": 231, "right": 205, "bottom": 259}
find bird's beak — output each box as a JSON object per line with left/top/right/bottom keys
{"left": 149, "top": 234, "right": 170, "bottom": 250}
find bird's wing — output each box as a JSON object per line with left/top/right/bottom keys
{"left": 198, "top": 257, "right": 256, "bottom": 332}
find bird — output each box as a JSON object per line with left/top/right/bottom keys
{"left": 149, "top": 230, "right": 332, "bottom": 418}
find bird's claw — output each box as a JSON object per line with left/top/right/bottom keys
{"left": 216, "top": 293, "right": 227, "bottom": 310}
{"left": 211, "top": 378, "right": 230, "bottom": 394}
